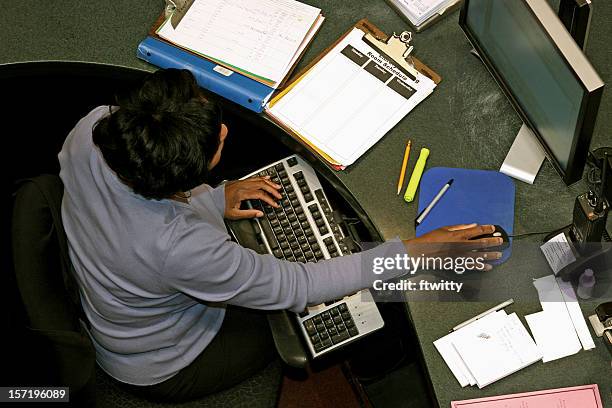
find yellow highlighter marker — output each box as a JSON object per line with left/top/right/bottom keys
{"left": 404, "top": 148, "right": 430, "bottom": 202}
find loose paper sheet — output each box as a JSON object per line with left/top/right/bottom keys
{"left": 531, "top": 275, "right": 596, "bottom": 354}
{"left": 525, "top": 310, "right": 581, "bottom": 362}
{"left": 540, "top": 232, "right": 576, "bottom": 274}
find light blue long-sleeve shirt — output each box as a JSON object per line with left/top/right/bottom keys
{"left": 59, "top": 106, "right": 405, "bottom": 386}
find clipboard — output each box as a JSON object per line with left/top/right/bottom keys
{"left": 163, "top": 0, "right": 195, "bottom": 29}
{"left": 265, "top": 19, "right": 442, "bottom": 170}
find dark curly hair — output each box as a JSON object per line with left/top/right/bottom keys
{"left": 93, "top": 69, "right": 222, "bottom": 200}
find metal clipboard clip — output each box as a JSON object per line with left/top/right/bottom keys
{"left": 164, "top": 0, "right": 195, "bottom": 29}
{"left": 363, "top": 30, "right": 421, "bottom": 81}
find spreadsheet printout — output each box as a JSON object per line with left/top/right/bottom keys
{"left": 268, "top": 28, "right": 436, "bottom": 167}
{"left": 157, "top": 0, "right": 321, "bottom": 84}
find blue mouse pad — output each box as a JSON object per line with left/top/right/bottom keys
{"left": 415, "top": 167, "right": 515, "bottom": 263}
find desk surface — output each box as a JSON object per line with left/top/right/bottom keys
{"left": 3, "top": 0, "right": 611, "bottom": 406}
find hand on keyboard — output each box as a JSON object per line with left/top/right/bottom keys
{"left": 227, "top": 155, "right": 386, "bottom": 356}
{"left": 224, "top": 177, "right": 282, "bottom": 220}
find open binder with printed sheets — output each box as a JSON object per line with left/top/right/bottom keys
{"left": 137, "top": 0, "right": 324, "bottom": 112}
{"left": 265, "top": 19, "right": 442, "bottom": 170}
{"left": 156, "top": 0, "right": 325, "bottom": 88}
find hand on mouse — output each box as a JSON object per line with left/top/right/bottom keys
{"left": 403, "top": 223, "right": 504, "bottom": 271}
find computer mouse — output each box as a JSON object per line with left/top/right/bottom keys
{"left": 470, "top": 225, "right": 510, "bottom": 249}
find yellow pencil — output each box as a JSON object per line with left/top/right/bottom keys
{"left": 397, "top": 140, "right": 412, "bottom": 195}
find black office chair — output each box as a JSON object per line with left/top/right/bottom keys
{"left": 10, "top": 175, "right": 286, "bottom": 407}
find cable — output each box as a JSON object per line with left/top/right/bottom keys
{"left": 508, "top": 230, "right": 556, "bottom": 238}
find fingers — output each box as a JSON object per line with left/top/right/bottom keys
{"left": 262, "top": 176, "right": 281, "bottom": 190}
{"left": 244, "top": 177, "right": 282, "bottom": 199}
{"left": 446, "top": 223, "right": 477, "bottom": 232}
{"left": 230, "top": 178, "right": 282, "bottom": 207}
{"left": 243, "top": 190, "right": 279, "bottom": 208}
{"left": 256, "top": 180, "right": 283, "bottom": 200}
{"left": 454, "top": 224, "right": 495, "bottom": 240}
{"left": 471, "top": 251, "right": 503, "bottom": 261}
{"left": 480, "top": 236, "right": 504, "bottom": 247}
{"left": 225, "top": 177, "right": 286, "bottom": 219}
{"left": 445, "top": 238, "right": 503, "bottom": 254}
{"left": 247, "top": 176, "right": 281, "bottom": 189}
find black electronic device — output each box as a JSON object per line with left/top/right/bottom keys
{"left": 558, "top": 0, "right": 592, "bottom": 51}
{"left": 594, "top": 302, "right": 612, "bottom": 358}
{"left": 570, "top": 191, "right": 609, "bottom": 245}
{"left": 549, "top": 149, "right": 612, "bottom": 282}
{"left": 469, "top": 225, "right": 510, "bottom": 250}
{"left": 459, "top": 0, "right": 604, "bottom": 185}
{"left": 596, "top": 302, "right": 612, "bottom": 326}
{"left": 570, "top": 152, "right": 610, "bottom": 248}
{"left": 585, "top": 147, "right": 612, "bottom": 204}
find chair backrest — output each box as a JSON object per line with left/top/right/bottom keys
{"left": 11, "top": 174, "right": 95, "bottom": 392}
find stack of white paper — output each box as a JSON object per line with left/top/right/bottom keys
{"left": 434, "top": 311, "right": 542, "bottom": 388}
{"left": 157, "top": 0, "right": 324, "bottom": 87}
{"left": 392, "top": 0, "right": 456, "bottom": 27}
{"left": 435, "top": 275, "right": 598, "bottom": 389}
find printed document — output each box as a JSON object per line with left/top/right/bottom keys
{"left": 396, "top": 0, "right": 449, "bottom": 22}
{"left": 267, "top": 28, "right": 437, "bottom": 167}
{"left": 157, "top": 0, "right": 322, "bottom": 85}
{"left": 451, "top": 384, "right": 603, "bottom": 407}
{"left": 540, "top": 232, "right": 576, "bottom": 274}
{"left": 390, "top": 0, "right": 455, "bottom": 26}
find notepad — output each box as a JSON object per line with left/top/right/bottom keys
{"left": 452, "top": 313, "right": 542, "bottom": 388}
{"left": 157, "top": 0, "right": 324, "bottom": 86}
{"left": 434, "top": 310, "right": 542, "bottom": 388}
{"left": 434, "top": 311, "right": 509, "bottom": 387}
{"left": 267, "top": 27, "right": 437, "bottom": 168}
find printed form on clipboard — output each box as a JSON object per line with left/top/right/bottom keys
{"left": 266, "top": 26, "right": 438, "bottom": 169}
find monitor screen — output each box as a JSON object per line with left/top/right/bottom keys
{"left": 464, "top": 0, "right": 587, "bottom": 172}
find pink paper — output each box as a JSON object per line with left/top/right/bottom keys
{"left": 451, "top": 384, "right": 603, "bottom": 407}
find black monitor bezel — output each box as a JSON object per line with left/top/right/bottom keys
{"left": 458, "top": 0, "right": 603, "bottom": 185}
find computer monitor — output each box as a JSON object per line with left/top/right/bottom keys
{"left": 459, "top": 0, "right": 604, "bottom": 185}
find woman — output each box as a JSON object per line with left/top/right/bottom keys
{"left": 59, "top": 69, "right": 499, "bottom": 402}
